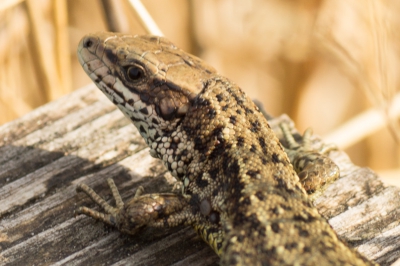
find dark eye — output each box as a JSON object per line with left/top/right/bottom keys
{"left": 126, "top": 66, "right": 145, "bottom": 81}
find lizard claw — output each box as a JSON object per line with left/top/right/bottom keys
{"left": 75, "top": 180, "right": 122, "bottom": 228}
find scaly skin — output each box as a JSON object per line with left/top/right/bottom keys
{"left": 76, "top": 32, "right": 376, "bottom": 265}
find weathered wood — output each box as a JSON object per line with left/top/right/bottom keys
{"left": 0, "top": 84, "right": 398, "bottom": 265}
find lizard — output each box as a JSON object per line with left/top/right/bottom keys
{"left": 75, "top": 32, "right": 376, "bottom": 265}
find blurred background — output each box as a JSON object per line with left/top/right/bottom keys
{"left": 1, "top": 0, "right": 399, "bottom": 185}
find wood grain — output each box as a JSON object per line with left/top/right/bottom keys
{"left": 0, "top": 84, "right": 398, "bottom": 265}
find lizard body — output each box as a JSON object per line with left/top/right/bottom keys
{"left": 76, "top": 32, "right": 375, "bottom": 265}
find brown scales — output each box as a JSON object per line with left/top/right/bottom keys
{"left": 76, "top": 32, "right": 377, "bottom": 266}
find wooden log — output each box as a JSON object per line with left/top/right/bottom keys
{"left": 0, "top": 84, "right": 398, "bottom": 265}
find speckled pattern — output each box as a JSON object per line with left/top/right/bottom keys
{"left": 76, "top": 32, "right": 376, "bottom": 265}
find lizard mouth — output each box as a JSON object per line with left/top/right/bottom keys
{"left": 77, "top": 36, "right": 125, "bottom": 107}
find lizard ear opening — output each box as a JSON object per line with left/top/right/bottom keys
{"left": 155, "top": 92, "right": 191, "bottom": 121}
{"left": 158, "top": 97, "right": 177, "bottom": 120}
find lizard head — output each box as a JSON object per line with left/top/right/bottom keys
{"left": 77, "top": 32, "right": 216, "bottom": 144}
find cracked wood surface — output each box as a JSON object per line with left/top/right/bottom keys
{"left": 0, "top": 84, "right": 399, "bottom": 266}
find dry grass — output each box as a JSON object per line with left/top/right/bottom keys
{"left": 0, "top": 0, "right": 399, "bottom": 185}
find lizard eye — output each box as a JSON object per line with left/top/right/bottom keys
{"left": 125, "top": 66, "right": 145, "bottom": 82}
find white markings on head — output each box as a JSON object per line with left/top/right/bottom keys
{"left": 133, "top": 100, "right": 146, "bottom": 111}
{"left": 114, "top": 78, "right": 140, "bottom": 102}
{"left": 104, "top": 35, "right": 118, "bottom": 44}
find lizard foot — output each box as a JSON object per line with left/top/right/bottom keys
{"left": 76, "top": 179, "right": 191, "bottom": 234}
{"left": 279, "top": 122, "right": 340, "bottom": 195}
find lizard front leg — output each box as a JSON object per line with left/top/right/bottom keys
{"left": 279, "top": 122, "right": 340, "bottom": 196}
{"left": 76, "top": 178, "right": 193, "bottom": 235}
{"left": 253, "top": 101, "right": 340, "bottom": 195}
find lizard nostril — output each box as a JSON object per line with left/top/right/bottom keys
{"left": 83, "top": 38, "right": 94, "bottom": 48}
